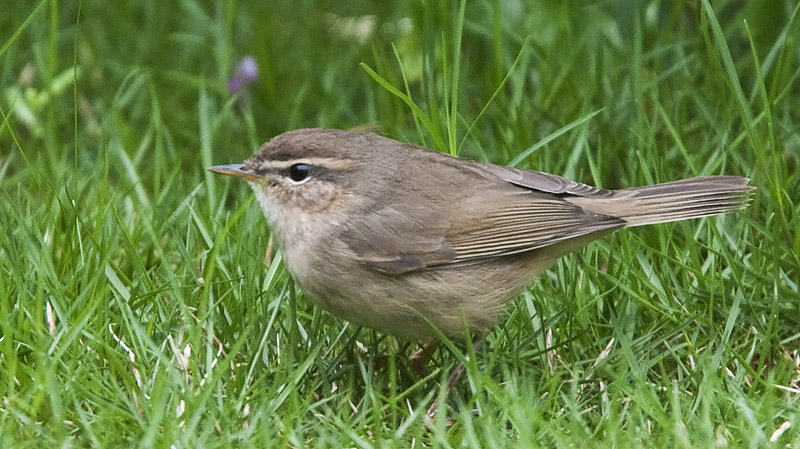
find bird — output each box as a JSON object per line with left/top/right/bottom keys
{"left": 209, "top": 128, "right": 754, "bottom": 340}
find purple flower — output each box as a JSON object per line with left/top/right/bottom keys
{"left": 228, "top": 76, "right": 244, "bottom": 93}
{"left": 238, "top": 56, "right": 258, "bottom": 82}
{"left": 229, "top": 56, "right": 259, "bottom": 94}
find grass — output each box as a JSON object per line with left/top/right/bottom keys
{"left": 1, "top": 0, "right": 799, "bottom": 447}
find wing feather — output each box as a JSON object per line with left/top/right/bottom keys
{"left": 342, "top": 190, "right": 624, "bottom": 274}
{"left": 480, "top": 165, "right": 615, "bottom": 197}
{"left": 447, "top": 197, "right": 624, "bottom": 261}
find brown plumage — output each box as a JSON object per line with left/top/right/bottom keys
{"left": 210, "top": 128, "right": 754, "bottom": 339}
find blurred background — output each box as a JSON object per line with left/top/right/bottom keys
{"left": 4, "top": 1, "right": 797, "bottom": 174}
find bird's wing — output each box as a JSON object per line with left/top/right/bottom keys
{"left": 340, "top": 167, "right": 625, "bottom": 274}
{"left": 444, "top": 194, "right": 624, "bottom": 263}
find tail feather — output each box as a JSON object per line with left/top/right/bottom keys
{"left": 570, "top": 176, "right": 755, "bottom": 227}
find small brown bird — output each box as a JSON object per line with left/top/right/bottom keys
{"left": 209, "top": 128, "right": 753, "bottom": 340}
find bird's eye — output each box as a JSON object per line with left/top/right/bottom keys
{"left": 288, "top": 163, "right": 310, "bottom": 182}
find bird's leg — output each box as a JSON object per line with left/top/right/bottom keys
{"left": 409, "top": 341, "right": 439, "bottom": 377}
{"left": 426, "top": 336, "right": 484, "bottom": 420}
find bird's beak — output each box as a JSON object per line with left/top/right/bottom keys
{"left": 207, "top": 164, "right": 264, "bottom": 183}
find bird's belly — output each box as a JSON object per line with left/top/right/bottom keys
{"left": 287, "top": 249, "right": 565, "bottom": 340}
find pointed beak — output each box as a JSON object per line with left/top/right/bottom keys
{"left": 207, "top": 164, "right": 264, "bottom": 183}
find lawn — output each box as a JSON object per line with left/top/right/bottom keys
{"left": 1, "top": 1, "right": 799, "bottom": 447}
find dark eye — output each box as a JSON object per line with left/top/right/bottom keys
{"left": 288, "top": 163, "right": 310, "bottom": 182}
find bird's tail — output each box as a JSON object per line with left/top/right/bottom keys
{"left": 572, "top": 176, "right": 755, "bottom": 227}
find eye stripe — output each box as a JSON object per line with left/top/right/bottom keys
{"left": 247, "top": 157, "right": 355, "bottom": 172}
